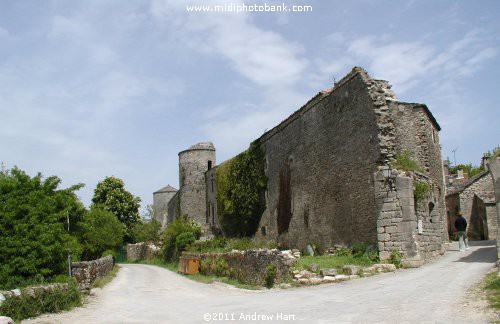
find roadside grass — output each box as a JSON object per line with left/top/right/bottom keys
{"left": 91, "top": 265, "right": 120, "bottom": 289}
{"left": 483, "top": 270, "right": 500, "bottom": 310}
{"left": 293, "top": 255, "right": 376, "bottom": 274}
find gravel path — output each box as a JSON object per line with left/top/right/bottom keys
{"left": 24, "top": 241, "right": 498, "bottom": 324}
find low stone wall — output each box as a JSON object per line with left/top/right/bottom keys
{"left": 127, "top": 243, "right": 160, "bottom": 262}
{"left": 183, "top": 249, "right": 295, "bottom": 286}
{"left": 71, "top": 256, "right": 113, "bottom": 290}
{"left": 0, "top": 283, "right": 69, "bottom": 306}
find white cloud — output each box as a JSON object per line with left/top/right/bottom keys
{"left": 151, "top": 0, "right": 308, "bottom": 87}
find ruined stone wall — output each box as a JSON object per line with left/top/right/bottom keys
{"left": 256, "top": 69, "right": 382, "bottom": 250}
{"left": 178, "top": 144, "right": 216, "bottom": 226}
{"left": 458, "top": 173, "right": 494, "bottom": 238}
{"left": 375, "top": 169, "right": 444, "bottom": 266}
{"left": 71, "top": 256, "right": 113, "bottom": 290}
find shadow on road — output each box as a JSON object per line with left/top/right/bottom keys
{"left": 454, "top": 245, "right": 497, "bottom": 264}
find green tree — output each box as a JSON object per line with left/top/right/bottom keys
{"left": 449, "top": 163, "right": 484, "bottom": 178}
{"left": 91, "top": 176, "right": 141, "bottom": 243}
{"left": 131, "top": 219, "right": 161, "bottom": 244}
{"left": 80, "top": 208, "right": 124, "bottom": 260}
{"left": 0, "top": 167, "right": 84, "bottom": 289}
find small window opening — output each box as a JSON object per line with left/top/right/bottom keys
{"left": 208, "top": 160, "right": 212, "bottom": 170}
{"left": 261, "top": 226, "right": 267, "bottom": 236}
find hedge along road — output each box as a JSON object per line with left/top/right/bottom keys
{"left": 24, "top": 241, "right": 497, "bottom": 324}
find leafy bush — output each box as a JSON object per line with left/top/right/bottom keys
{"left": 188, "top": 236, "right": 228, "bottom": 253}
{"left": 200, "top": 257, "right": 230, "bottom": 277}
{"left": 265, "top": 264, "right": 277, "bottom": 288}
{"left": 391, "top": 150, "right": 423, "bottom": 173}
{"left": 351, "top": 243, "right": 379, "bottom": 262}
{"left": 0, "top": 278, "right": 82, "bottom": 321}
{"left": 161, "top": 216, "right": 201, "bottom": 262}
{"left": 79, "top": 208, "right": 124, "bottom": 261}
{"left": 102, "top": 249, "right": 117, "bottom": 258}
{"left": 132, "top": 218, "right": 161, "bottom": 244}
{"left": 175, "top": 232, "right": 196, "bottom": 254}
{"left": 0, "top": 167, "right": 85, "bottom": 289}
{"left": 390, "top": 250, "right": 403, "bottom": 268}
{"left": 334, "top": 247, "right": 352, "bottom": 257}
{"left": 216, "top": 141, "right": 267, "bottom": 237}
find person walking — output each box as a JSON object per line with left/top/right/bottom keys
{"left": 454, "top": 212, "right": 469, "bottom": 251}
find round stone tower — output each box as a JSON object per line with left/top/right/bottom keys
{"left": 178, "top": 142, "right": 216, "bottom": 226}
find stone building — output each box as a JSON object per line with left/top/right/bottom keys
{"left": 154, "top": 142, "right": 217, "bottom": 235}
{"left": 445, "top": 165, "right": 498, "bottom": 240}
{"left": 155, "top": 67, "right": 447, "bottom": 266}
{"left": 152, "top": 185, "right": 177, "bottom": 227}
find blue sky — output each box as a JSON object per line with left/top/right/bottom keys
{"left": 1, "top": 0, "right": 499, "bottom": 211}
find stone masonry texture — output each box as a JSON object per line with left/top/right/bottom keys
{"left": 71, "top": 256, "right": 113, "bottom": 290}
{"left": 178, "top": 143, "right": 216, "bottom": 226}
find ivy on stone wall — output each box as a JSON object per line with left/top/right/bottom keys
{"left": 215, "top": 141, "right": 267, "bottom": 237}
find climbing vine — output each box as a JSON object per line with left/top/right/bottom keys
{"left": 215, "top": 141, "right": 267, "bottom": 237}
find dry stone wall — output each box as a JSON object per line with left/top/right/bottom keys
{"left": 71, "top": 256, "right": 113, "bottom": 290}
{"left": 127, "top": 243, "right": 159, "bottom": 262}
{"left": 184, "top": 249, "right": 295, "bottom": 286}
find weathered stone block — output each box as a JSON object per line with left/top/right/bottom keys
{"left": 342, "top": 265, "right": 360, "bottom": 275}
{"left": 320, "top": 268, "right": 337, "bottom": 276}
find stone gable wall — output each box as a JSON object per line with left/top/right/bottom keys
{"left": 153, "top": 190, "right": 177, "bottom": 227}
{"left": 255, "top": 69, "right": 382, "bottom": 250}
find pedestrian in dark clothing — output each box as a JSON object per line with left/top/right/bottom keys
{"left": 455, "top": 212, "right": 469, "bottom": 251}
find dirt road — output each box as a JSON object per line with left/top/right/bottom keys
{"left": 24, "top": 241, "right": 498, "bottom": 323}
